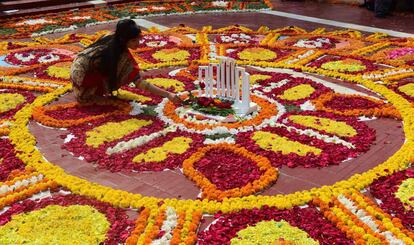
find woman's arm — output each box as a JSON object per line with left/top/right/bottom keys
{"left": 136, "top": 80, "right": 182, "bottom": 104}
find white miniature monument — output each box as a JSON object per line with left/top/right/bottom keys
{"left": 197, "top": 56, "right": 258, "bottom": 116}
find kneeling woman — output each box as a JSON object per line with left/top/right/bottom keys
{"left": 70, "top": 19, "right": 181, "bottom": 104}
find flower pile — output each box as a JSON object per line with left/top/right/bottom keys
{"left": 183, "top": 93, "right": 235, "bottom": 117}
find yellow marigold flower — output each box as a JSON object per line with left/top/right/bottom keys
{"left": 288, "top": 115, "right": 357, "bottom": 137}
{"left": 152, "top": 48, "right": 190, "bottom": 62}
{"left": 45, "top": 62, "right": 71, "bottom": 80}
{"left": 249, "top": 74, "right": 271, "bottom": 85}
{"left": 395, "top": 178, "right": 414, "bottom": 210}
{"left": 398, "top": 83, "right": 414, "bottom": 97}
{"left": 321, "top": 59, "right": 366, "bottom": 72}
{"left": 146, "top": 78, "right": 185, "bottom": 92}
{"left": 278, "top": 84, "right": 315, "bottom": 101}
{"left": 86, "top": 119, "right": 152, "bottom": 148}
{"left": 133, "top": 137, "right": 192, "bottom": 163}
{"left": 252, "top": 131, "right": 321, "bottom": 156}
{"left": 238, "top": 48, "right": 277, "bottom": 61}
{"left": 0, "top": 93, "right": 25, "bottom": 114}
{"left": 0, "top": 205, "right": 110, "bottom": 244}
{"left": 230, "top": 220, "right": 318, "bottom": 245}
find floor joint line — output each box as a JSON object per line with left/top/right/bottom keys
{"left": 260, "top": 10, "right": 414, "bottom": 37}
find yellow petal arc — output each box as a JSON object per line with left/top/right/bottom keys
{"left": 395, "top": 178, "right": 414, "bottom": 210}
{"left": 133, "top": 137, "right": 193, "bottom": 163}
{"left": 252, "top": 131, "right": 322, "bottom": 156}
{"left": 0, "top": 205, "right": 110, "bottom": 244}
{"left": 0, "top": 93, "right": 26, "bottom": 114}
{"left": 86, "top": 119, "right": 152, "bottom": 148}
{"left": 398, "top": 83, "right": 414, "bottom": 97}
{"left": 116, "top": 89, "right": 152, "bottom": 103}
{"left": 278, "top": 84, "right": 315, "bottom": 101}
{"left": 46, "top": 62, "right": 71, "bottom": 80}
{"left": 321, "top": 60, "right": 366, "bottom": 72}
{"left": 152, "top": 48, "right": 190, "bottom": 62}
{"left": 238, "top": 47, "right": 277, "bottom": 61}
{"left": 146, "top": 77, "right": 186, "bottom": 92}
{"left": 249, "top": 74, "right": 272, "bottom": 85}
{"left": 230, "top": 220, "right": 319, "bottom": 245}
{"left": 288, "top": 115, "right": 357, "bottom": 137}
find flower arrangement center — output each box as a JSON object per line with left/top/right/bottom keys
{"left": 183, "top": 57, "right": 258, "bottom": 122}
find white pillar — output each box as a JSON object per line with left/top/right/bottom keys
{"left": 241, "top": 72, "right": 251, "bottom": 112}
{"left": 235, "top": 67, "right": 244, "bottom": 102}
{"left": 198, "top": 66, "right": 208, "bottom": 96}
{"left": 220, "top": 60, "right": 226, "bottom": 97}
{"left": 225, "top": 60, "right": 231, "bottom": 97}
{"left": 216, "top": 63, "right": 221, "bottom": 97}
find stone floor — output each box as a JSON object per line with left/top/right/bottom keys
{"left": 18, "top": 0, "right": 411, "bottom": 201}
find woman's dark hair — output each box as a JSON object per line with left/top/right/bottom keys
{"left": 87, "top": 19, "right": 141, "bottom": 91}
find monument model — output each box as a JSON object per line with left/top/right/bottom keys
{"left": 184, "top": 56, "right": 258, "bottom": 121}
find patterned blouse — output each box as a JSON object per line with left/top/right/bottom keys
{"left": 70, "top": 43, "right": 140, "bottom": 103}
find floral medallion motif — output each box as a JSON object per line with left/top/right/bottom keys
{"left": 183, "top": 143, "right": 277, "bottom": 200}
{"left": 198, "top": 205, "right": 353, "bottom": 244}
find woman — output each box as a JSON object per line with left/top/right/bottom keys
{"left": 70, "top": 19, "right": 181, "bottom": 104}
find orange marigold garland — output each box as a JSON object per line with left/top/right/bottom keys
{"left": 32, "top": 100, "right": 131, "bottom": 128}
{"left": 312, "top": 92, "right": 401, "bottom": 119}
{"left": 126, "top": 207, "right": 151, "bottom": 245}
{"left": 183, "top": 143, "right": 278, "bottom": 200}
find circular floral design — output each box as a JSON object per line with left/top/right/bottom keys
{"left": 159, "top": 92, "right": 281, "bottom": 134}
{"left": 2, "top": 25, "right": 414, "bottom": 243}
{"left": 30, "top": 66, "right": 380, "bottom": 200}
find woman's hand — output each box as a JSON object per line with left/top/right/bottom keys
{"left": 167, "top": 92, "right": 182, "bottom": 106}
{"left": 137, "top": 80, "right": 182, "bottom": 105}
